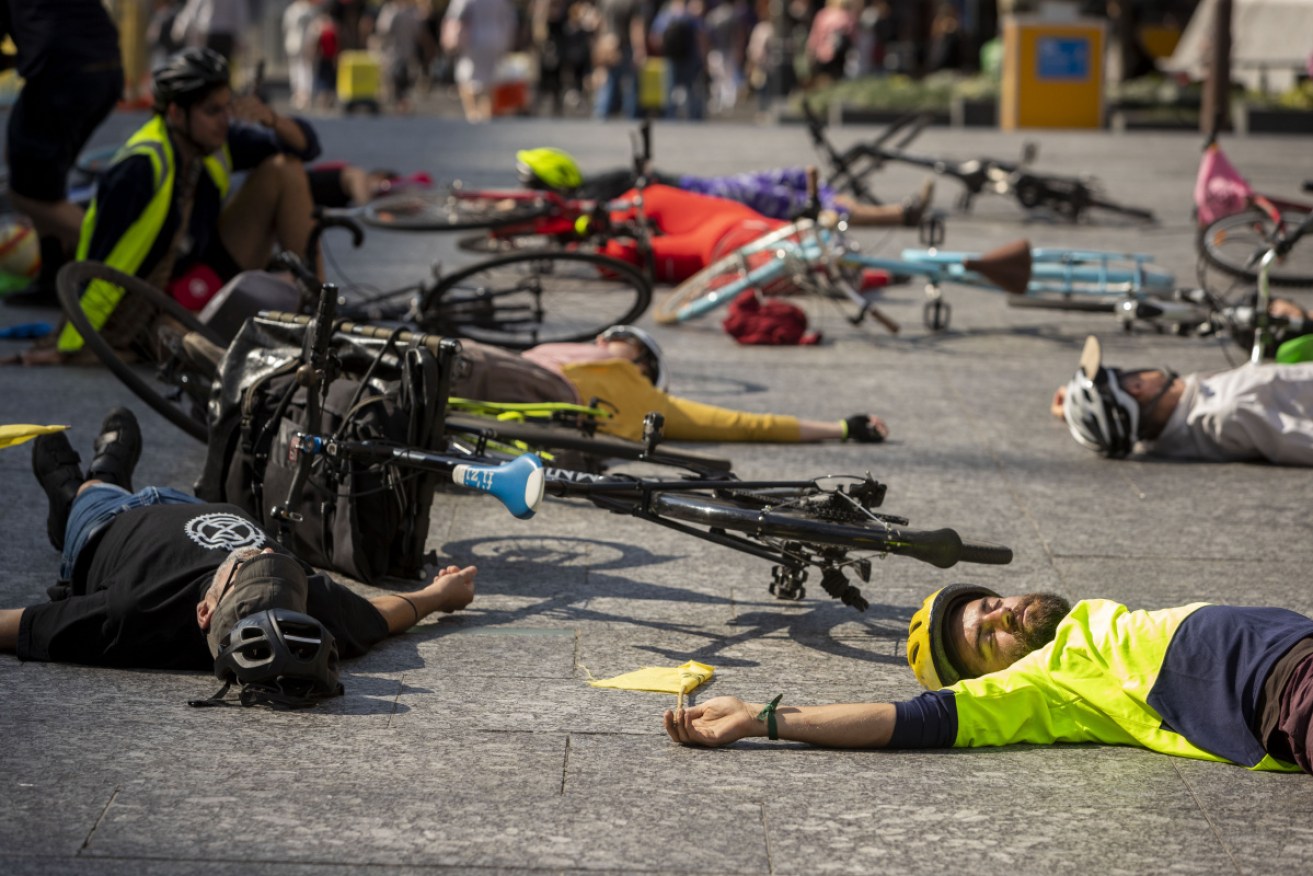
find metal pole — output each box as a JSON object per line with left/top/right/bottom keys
{"left": 1201, "top": 0, "right": 1233, "bottom": 136}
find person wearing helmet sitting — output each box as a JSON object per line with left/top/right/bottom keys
{"left": 515, "top": 147, "right": 935, "bottom": 228}
{"left": 22, "top": 47, "right": 323, "bottom": 366}
{"left": 3, "top": 407, "right": 476, "bottom": 708}
{"left": 449, "top": 326, "right": 890, "bottom": 444}
{"left": 664, "top": 583, "right": 1313, "bottom": 774}
{"left": 1052, "top": 335, "right": 1313, "bottom": 465}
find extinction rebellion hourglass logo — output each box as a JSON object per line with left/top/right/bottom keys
{"left": 183, "top": 513, "right": 267, "bottom": 552}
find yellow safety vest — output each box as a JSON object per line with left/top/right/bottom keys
{"left": 950, "top": 599, "right": 1300, "bottom": 771}
{"left": 59, "top": 115, "right": 232, "bottom": 353}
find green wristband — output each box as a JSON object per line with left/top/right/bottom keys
{"left": 757, "top": 694, "right": 783, "bottom": 740}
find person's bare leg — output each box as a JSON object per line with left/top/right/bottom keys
{"left": 832, "top": 197, "right": 906, "bottom": 227}
{"left": 8, "top": 193, "right": 86, "bottom": 251}
{"left": 218, "top": 154, "right": 320, "bottom": 276}
{"left": 0, "top": 608, "right": 23, "bottom": 652}
{"left": 369, "top": 564, "right": 477, "bottom": 634}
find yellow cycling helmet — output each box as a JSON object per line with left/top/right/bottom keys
{"left": 516, "top": 147, "right": 583, "bottom": 192}
{"left": 906, "top": 583, "right": 998, "bottom": 691}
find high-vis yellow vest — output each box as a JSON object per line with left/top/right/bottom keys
{"left": 59, "top": 115, "right": 231, "bottom": 353}
{"left": 950, "top": 599, "right": 1300, "bottom": 771}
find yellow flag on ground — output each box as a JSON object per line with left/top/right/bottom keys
{"left": 587, "top": 660, "right": 714, "bottom": 695}
{"left": 0, "top": 424, "right": 68, "bottom": 451}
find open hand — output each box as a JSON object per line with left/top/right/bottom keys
{"left": 663, "top": 696, "right": 761, "bottom": 747}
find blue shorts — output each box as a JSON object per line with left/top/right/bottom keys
{"left": 61, "top": 484, "right": 201, "bottom": 581}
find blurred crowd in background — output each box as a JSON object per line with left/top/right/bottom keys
{"left": 130, "top": 0, "right": 1200, "bottom": 122}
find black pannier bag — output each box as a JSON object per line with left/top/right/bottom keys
{"left": 196, "top": 314, "right": 455, "bottom": 583}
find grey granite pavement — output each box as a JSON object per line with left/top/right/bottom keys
{"left": 2, "top": 112, "right": 1311, "bottom": 874}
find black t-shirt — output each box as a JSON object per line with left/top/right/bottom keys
{"left": 576, "top": 168, "right": 680, "bottom": 204}
{"left": 18, "top": 503, "right": 388, "bottom": 670}
{"left": 0, "top": 0, "right": 121, "bottom": 80}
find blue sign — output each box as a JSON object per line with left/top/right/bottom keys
{"left": 1037, "top": 36, "right": 1091, "bottom": 81}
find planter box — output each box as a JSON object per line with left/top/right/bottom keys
{"left": 951, "top": 97, "right": 997, "bottom": 127}
{"left": 838, "top": 105, "right": 949, "bottom": 126}
{"left": 1235, "top": 104, "right": 1313, "bottom": 135}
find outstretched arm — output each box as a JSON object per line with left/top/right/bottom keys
{"left": 798, "top": 414, "right": 888, "bottom": 443}
{"left": 663, "top": 695, "right": 897, "bottom": 748}
{"left": 369, "top": 564, "right": 477, "bottom": 635}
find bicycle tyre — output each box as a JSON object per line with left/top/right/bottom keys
{"left": 1006, "top": 295, "right": 1117, "bottom": 313}
{"left": 56, "top": 261, "right": 223, "bottom": 443}
{"left": 418, "top": 251, "right": 651, "bottom": 348}
{"left": 360, "top": 190, "right": 553, "bottom": 232}
{"left": 1198, "top": 208, "right": 1313, "bottom": 288}
{"left": 456, "top": 229, "right": 564, "bottom": 255}
{"left": 653, "top": 221, "right": 811, "bottom": 325}
{"left": 651, "top": 492, "right": 1012, "bottom": 568}
{"left": 445, "top": 414, "right": 733, "bottom": 473}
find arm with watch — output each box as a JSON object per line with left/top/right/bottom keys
{"left": 663, "top": 695, "right": 898, "bottom": 748}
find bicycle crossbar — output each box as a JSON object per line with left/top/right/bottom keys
{"left": 259, "top": 310, "right": 461, "bottom": 359}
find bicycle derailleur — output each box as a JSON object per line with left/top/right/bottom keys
{"left": 769, "top": 547, "right": 872, "bottom": 612}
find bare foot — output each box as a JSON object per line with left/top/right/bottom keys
{"left": 427, "top": 564, "right": 476, "bottom": 613}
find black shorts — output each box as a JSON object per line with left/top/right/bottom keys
{"left": 6, "top": 65, "right": 123, "bottom": 201}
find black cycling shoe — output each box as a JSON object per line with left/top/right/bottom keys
{"left": 33, "top": 432, "right": 84, "bottom": 551}
{"left": 87, "top": 407, "right": 142, "bottom": 492}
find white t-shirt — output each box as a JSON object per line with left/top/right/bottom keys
{"left": 1146, "top": 363, "right": 1313, "bottom": 465}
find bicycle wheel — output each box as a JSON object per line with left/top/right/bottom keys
{"left": 651, "top": 491, "right": 1012, "bottom": 568}
{"left": 418, "top": 251, "right": 651, "bottom": 348}
{"left": 456, "top": 229, "right": 562, "bottom": 255}
{"left": 653, "top": 222, "right": 813, "bottom": 325}
{"left": 56, "top": 261, "right": 224, "bottom": 443}
{"left": 445, "top": 414, "right": 733, "bottom": 474}
{"left": 1006, "top": 295, "right": 1117, "bottom": 313}
{"left": 360, "top": 189, "right": 553, "bottom": 232}
{"left": 1198, "top": 208, "right": 1313, "bottom": 288}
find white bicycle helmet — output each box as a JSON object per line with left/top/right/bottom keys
{"left": 1061, "top": 335, "right": 1140, "bottom": 458}
{"left": 600, "top": 325, "right": 667, "bottom": 390}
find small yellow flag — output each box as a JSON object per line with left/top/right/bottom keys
{"left": 587, "top": 660, "right": 715, "bottom": 695}
{"left": 0, "top": 424, "right": 68, "bottom": 451}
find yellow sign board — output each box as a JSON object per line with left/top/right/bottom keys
{"left": 1000, "top": 17, "right": 1105, "bottom": 129}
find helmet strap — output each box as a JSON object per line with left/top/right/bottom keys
{"left": 187, "top": 679, "right": 236, "bottom": 708}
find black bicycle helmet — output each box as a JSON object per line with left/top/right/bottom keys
{"left": 211, "top": 608, "right": 342, "bottom": 709}
{"left": 153, "top": 47, "right": 230, "bottom": 112}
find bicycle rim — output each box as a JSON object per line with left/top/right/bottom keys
{"left": 1199, "top": 208, "right": 1313, "bottom": 288}
{"left": 361, "top": 190, "right": 552, "bottom": 232}
{"left": 652, "top": 492, "right": 1012, "bottom": 567}
{"left": 420, "top": 251, "right": 651, "bottom": 348}
{"left": 653, "top": 222, "right": 812, "bottom": 325}
{"left": 56, "top": 261, "right": 217, "bottom": 443}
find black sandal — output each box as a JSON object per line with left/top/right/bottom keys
{"left": 32, "top": 432, "right": 84, "bottom": 551}
{"left": 87, "top": 407, "right": 142, "bottom": 492}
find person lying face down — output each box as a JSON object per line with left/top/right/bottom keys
{"left": 666, "top": 582, "right": 1313, "bottom": 774}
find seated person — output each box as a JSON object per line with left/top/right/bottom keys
{"left": 1053, "top": 334, "right": 1313, "bottom": 465}
{"left": 448, "top": 325, "right": 890, "bottom": 443}
{"left": 26, "top": 47, "right": 323, "bottom": 365}
{"left": 665, "top": 582, "right": 1313, "bottom": 774}
{"left": 515, "top": 147, "right": 934, "bottom": 228}
{"left": 6, "top": 407, "right": 475, "bottom": 707}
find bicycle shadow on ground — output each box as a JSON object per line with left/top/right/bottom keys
{"left": 881, "top": 323, "right": 1090, "bottom": 352}
{"left": 432, "top": 534, "right": 907, "bottom": 669}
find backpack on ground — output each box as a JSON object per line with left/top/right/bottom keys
{"left": 195, "top": 314, "right": 455, "bottom": 583}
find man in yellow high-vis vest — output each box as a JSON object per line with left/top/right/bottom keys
{"left": 665, "top": 584, "right": 1313, "bottom": 775}
{"left": 30, "top": 47, "right": 322, "bottom": 363}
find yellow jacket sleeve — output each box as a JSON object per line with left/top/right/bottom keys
{"left": 561, "top": 359, "right": 802, "bottom": 443}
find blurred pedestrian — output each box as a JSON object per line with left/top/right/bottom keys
{"left": 311, "top": 8, "right": 340, "bottom": 108}
{"left": 283, "top": 0, "right": 319, "bottom": 110}
{"left": 652, "top": 0, "right": 707, "bottom": 120}
{"left": 806, "top": 0, "right": 855, "bottom": 84}
{"left": 171, "top": 0, "right": 250, "bottom": 63}
{"left": 924, "top": 1, "right": 964, "bottom": 73}
{"left": 530, "top": 0, "right": 570, "bottom": 115}
{"left": 375, "top": 0, "right": 423, "bottom": 112}
{"left": 592, "top": 0, "right": 646, "bottom": 119}
{"left": 442, "top": 0, "right": 517, "bottom": 123}
{"left": 704, "top": 0, "right": 751, "bottom": 113}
